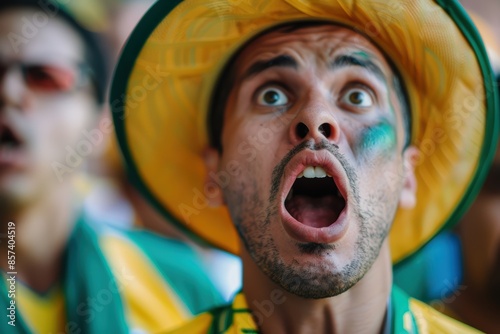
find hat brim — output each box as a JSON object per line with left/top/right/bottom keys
{"left": 111, "top": 0, "right": 499, "bottom": 263}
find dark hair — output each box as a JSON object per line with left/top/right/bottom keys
{"left": 0, "top": 0, "right": 109, "bottom": 106}
{"left": 208, "top": 21, "right": 412, "bottom": 152}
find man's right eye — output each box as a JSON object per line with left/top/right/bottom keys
{"left": 256, "top": 86, "right": 289, "bottom": 106}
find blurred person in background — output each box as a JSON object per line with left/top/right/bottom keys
{"left": 394, "top": 11, "right": 500, "bottom": 334}
{"left": 86, "top": 0, "right": 243, "bottom": 302}
{"left": 0, "top": 0, "right": 222, "bottom": 333}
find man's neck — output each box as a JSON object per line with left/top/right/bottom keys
{"left": 242, "top": 242, "right": 392, "bottom": 334}
{"left": 0, "top": 184, "right": 77, "bottom": 293}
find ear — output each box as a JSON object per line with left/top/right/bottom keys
{"left": 399, "top": 146, "right": 419, "bottom": 209}
{"left": 203, "top": 147, "right": 226, "bottom": 207}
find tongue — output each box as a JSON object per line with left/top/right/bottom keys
{"left": 286, "top": 195, "right": 341, "bottom": 228}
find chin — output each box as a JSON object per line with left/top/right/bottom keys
{"left": 255, "top": 244, "right": 367, "bottom": 299}
{"left": 274, "top": 264, "right": 364, "bottom": 299}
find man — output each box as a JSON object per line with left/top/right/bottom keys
{"left": 110, "top": 0, "right": 498, "bottom": 333}
{"left": 0, "top": 1, "right": 222, "bottom": 333}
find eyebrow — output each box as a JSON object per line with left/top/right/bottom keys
{"left": 331, "top": 54, "right": 387, "bottom": 84}
{"left": 241, "top": 53, "right": 387, "bottom": 85}
{"left": 242, "top": 54, "right": 298, "bottom": 80}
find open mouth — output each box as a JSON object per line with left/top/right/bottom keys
{"left": 284, "top": 166, "right": 346, "bottom": 229}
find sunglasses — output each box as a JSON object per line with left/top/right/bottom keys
{"left": 0, "top": 61, "right": 92, "bottom": 94}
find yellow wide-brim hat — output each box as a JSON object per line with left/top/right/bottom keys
{"left": 110, "top": 0, "right": 499, "bottom": 264}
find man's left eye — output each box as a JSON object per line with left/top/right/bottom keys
{"left": 256, "top": 86, "right": 289, "bottom": 106}
{"left": 341, "top": 88, "right": 373, "bottom": 107}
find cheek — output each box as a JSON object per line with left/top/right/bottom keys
{"left": 33, "top": 98, "right": 95, "bottom": 159}
{"left": 355, "top": 121, "right": 397, "bottom": 158}
{"left": 220, "top": 122, "right": 285, "bottom": 203}
{"left": 350, "top": 121, "right": 405, "bottom": 202}
{"left": 222, "top": 117, "right": 284, "bottom": 165}
{"left": 53, "top": 99, "right": 94, "bottom": 141}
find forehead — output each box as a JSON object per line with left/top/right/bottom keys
{"left": 0, "top": 8, "right": 84, "bottom": 63}
{"left": 233, "top": 24, "right": 391, "bottom": 74}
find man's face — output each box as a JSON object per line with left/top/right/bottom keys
{"left": 0, "top": 8, "right": 97, "bottom": 210}
{"left": 211, "top": 24, "right": 417, "bottom": 298}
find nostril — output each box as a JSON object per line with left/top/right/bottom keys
{"left": 296, "top": 122, "right": 309, "bottom": 139}
{"left": 318, "top": 123, "right": 331, "bottom": 138}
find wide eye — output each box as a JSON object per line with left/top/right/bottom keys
{"left": 341, "top": 88, "right": 373, "bottom": 108}
{"left": 256, "top": 86, "right": 288, "bottom": 106}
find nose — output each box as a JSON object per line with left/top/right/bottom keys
{"left": 288, "top": 93, "right": 341, "bottom": 145}
{"left": 0, "top": 66, "right": 29, "bottom": 111}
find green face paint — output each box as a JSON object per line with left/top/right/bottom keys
{"left": 349, "top": 51, "right": 401, "bottom": 156}
{"left": 352, "top": 51, "right": 371, "bottom": 60}
{"left": 357, "top": 120, "right": 397, "bottom": 156}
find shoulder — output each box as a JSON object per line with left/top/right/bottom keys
{"left": 392, "top": 285, "right": 482, "bottom": 333}
{"left": 409, "top": 298, "right": 483, "bottom": 333}
{"left": 82, "top": 213, "right": 197, "bottom": 261}
{"left": 80, "top": 214, "right": 200, "bottom": 272}
{"left": 95, "top": 224, "right": 223, "bottom": 312}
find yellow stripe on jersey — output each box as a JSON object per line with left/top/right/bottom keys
{"left": 409, "top": 298, "right": 484, "bottom": 333}
{"left": 166, "top": 292, "right": 258, "bottom": 334}
{"left": 231, "top": 293, "right": 258, "bottom": 333}
{"left": 16, "top": 282, "right": 65, "bottom": 334}
{"left": 168, "top": 312, "right": 214, "bottom": 333}
{"left": 100, "top": 234, "right": 191, "bottom": 332}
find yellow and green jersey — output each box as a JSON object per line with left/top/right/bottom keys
{"left": 166, "top": 286, "right": 482, "bottom": 333}
{"left": 0, "top": 214, "right": 223, "bottom": 333}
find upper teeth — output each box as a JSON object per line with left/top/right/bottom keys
{"left": 298, "top": 166, "right": 331, "bottom": 179}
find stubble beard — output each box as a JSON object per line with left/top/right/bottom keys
{"left": 225, "top": 144, "right": 398, "bottom": 299}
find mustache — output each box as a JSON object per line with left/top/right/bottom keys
{"left": 269, "top": 139, "right": 358, "bottom": 203}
